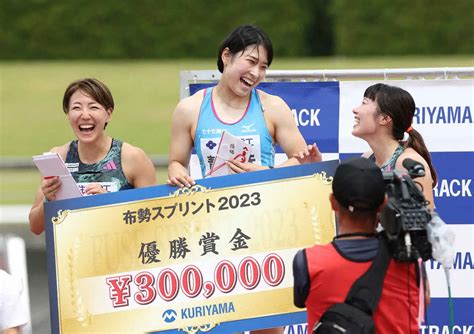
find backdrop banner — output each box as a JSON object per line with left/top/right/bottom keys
{"left": 45, "top": 160, "right": 339, "bottom": 333}
{"left": 189, "top": 79, "right": 473, "bottom": 333}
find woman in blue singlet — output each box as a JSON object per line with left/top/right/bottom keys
{"left": 168, "top": 24, "right": 321, "bottom": 188}
{"left": 29, "top": 78, "right": 156, "bottom": 234}
{"left": 352, "top": 83, "right": 437, "bottom": 209}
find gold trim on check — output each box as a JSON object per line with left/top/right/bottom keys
{"left": 180, "top": 322, "right": 219, "bottom": 333}
{"left": 52, "top": 209, "right": 70, "bottom": 225}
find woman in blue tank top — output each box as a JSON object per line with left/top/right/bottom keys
{"left": 351, "top": 83, "right": 437, "bottom": 210}
{"left": 168, "top": 24, "right": 322, "bottom": 187}
{"left": 29, "top": 78, "right": 156, "bottom": 235}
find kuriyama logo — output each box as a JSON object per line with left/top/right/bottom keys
{"left": 162, "top": 309, "right": 177, "bottom": 323}
{"left": 413, "top": 105, "right": 472, "bottom": 124}
{"left": 181, "top": 302, "right": 235, "bottom": 319}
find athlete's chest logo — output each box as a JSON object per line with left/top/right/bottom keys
{"left": 241, "top": 123, "right": 256, "bottom": 133}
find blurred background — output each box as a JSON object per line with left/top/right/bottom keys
{"left": 0, "top": 0, "right": 473, "bottom": 332}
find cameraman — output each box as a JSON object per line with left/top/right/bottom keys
{"left": 293, "top": 158, "right": 428, "bottom": 333}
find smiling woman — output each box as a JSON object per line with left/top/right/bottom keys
{"left": 352, "top": 83, "right": 437, "bottom": 210}
{"left": 167, "top": 24, "right": 322, "bottom": 188}
{"left": 28, "top": 78, "right": 157, "bottom": 235}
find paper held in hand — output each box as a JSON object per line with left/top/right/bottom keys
{"left": 206, "top": 131, "right": 254, "bottom": 178}
{"left": 32, "top": 152, "right": 82, "bottom": 200}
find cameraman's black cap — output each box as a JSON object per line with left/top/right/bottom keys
{"left": 332, "top": 157, "right": 385, "bottom": 212}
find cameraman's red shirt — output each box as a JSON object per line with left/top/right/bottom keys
{"left": 298, "top": 241, "right": 420, "bottom": 333}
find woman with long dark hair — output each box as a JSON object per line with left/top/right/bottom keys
{"left": 352, "top": 83, "right": 437, "bottom": 209}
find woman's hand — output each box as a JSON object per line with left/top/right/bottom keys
{"left": 41, "top": 177, "right": 62, "bottom": 201}
{"left": 167, "top": 172, "right": 196, "bottom": 188}
{"left": 292, "top": 143, "right": 322, "bottom": 164}
{"left": 84, "top": 183, "right": 107, "bottom": 195}
{"left": 226, "top": 160, "right": 268, "bottom": 174}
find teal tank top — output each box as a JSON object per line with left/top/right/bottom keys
{"left": 369, "top": 145, "right": 405, "bottom": 172}
{"left": 65, "top": 139, "right": 133, "bottom": 194}
{"left": 194, "top": 87, "right": 275, "bottom": 176}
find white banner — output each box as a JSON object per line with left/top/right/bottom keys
{"left": 339, "top": 80, "right": 474, "bottom": 153}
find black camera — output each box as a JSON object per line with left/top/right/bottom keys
{"left": 380, "top": 158, "right": 433, "bottom": 262}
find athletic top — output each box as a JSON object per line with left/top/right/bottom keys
{"left": 194, "top": 87, "right": 275, "bottom": 176}
{"left": 369, "top": 145, "right": 405, "bottom": 171}
{"left": 65, "top": 139, "right": 133, "bottom": 194}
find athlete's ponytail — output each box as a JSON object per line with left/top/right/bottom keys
{"left": 406, "top": 128, "right": 438, "bottom": 187}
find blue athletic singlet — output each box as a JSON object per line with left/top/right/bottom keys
{"left": 194, "top": 87, "right": 275, "bottom": 176}
{"left": 65, "top": 139, "right": 133, "bottom": 194}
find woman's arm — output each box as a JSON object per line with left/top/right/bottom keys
{"left": 396, "top": 149, "right": 435, "bottom": 210}
{"left": 167, "top": 96, "right": 200, "bottom": 187}
{"left": 29, "top": 187, "right": 47, "bottom": 235}
{"left": 266, "top": 94, "right": 321, "bottom": 166}
{"left": 227, "top": 92, "right": 322, "bottom": 174}
{"left": 122, "top": 143, "right": 157, "bottom": 188}
{"left": 28, "top": 145, "right": 68, "bottom": 235}
{"left": 227, "top": 93, "right": 322, "bottom": 174}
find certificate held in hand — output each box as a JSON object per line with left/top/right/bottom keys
{"left": 33, "top": 152, "right": 82, "bottom": 200}
{"left": 206, "top": 131, "right": 254, "bottom": 178}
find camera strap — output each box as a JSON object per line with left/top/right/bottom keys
{"left": 344, "top": 234, "right": 391, "bottom": 315}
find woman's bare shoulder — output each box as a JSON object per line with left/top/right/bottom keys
{"left": 257, "top": 89, "right": 287, "bottom": 110}
{"left": 121, "top": 142, "right": 150, "bottom": 160}
{"left": 176, "top": 89, "right": 206, "bottom": 112}
{"left": 397, "top": 148, "right": 428, "bottom": 168}
{"left": 49, "top": 143, "right": 70, "bottom": 160}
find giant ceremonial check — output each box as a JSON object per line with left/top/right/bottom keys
{"left": 44, "top": 160, "right": 339, "bottom": 333}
